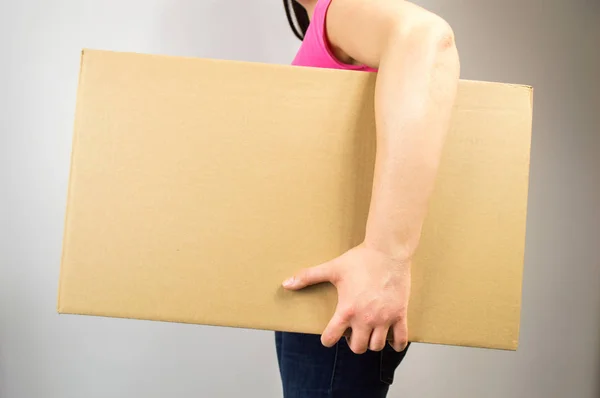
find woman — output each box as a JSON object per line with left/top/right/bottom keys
{"left": 276, "top": 0, "right": 460, "bottom": 397}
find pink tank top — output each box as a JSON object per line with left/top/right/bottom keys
{"left": 291, "top": 0, "right": 377, "bottom": 72}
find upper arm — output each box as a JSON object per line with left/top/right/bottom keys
{"left": 325, "top": 0, "right": 455, "bottom": 68}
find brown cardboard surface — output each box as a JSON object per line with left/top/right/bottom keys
{"left": 58, "top": 49, "right": 532, "bottom": 350}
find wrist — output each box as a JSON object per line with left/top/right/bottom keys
{"left": 364, "top": 216, "right": 424, "bottom": 265}
{"left": 361, "top": 238, "right": 415, "bottom": 267}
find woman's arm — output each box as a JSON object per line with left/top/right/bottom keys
{"left": 329, "top": 0, "right": 460, "bottom": 260}
{"left": 283, "top": 0, "right": 460, "bottom": 354}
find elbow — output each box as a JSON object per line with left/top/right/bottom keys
{"left": 389, "top": 11, "right": 459, "bottom": 63}
{"left": 423, "top": 16, "right": 456, "bottom": 53}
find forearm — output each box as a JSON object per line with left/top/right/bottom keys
{"left": 364, "top": 20, "right": 460, "bottom": 260}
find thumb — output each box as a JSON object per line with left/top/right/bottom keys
{"left": 282, "top": 261, "right": 336, "bottom": 290}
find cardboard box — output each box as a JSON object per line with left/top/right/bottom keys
{"left": 58, "top": 49, "right": 533, "bottom": 350}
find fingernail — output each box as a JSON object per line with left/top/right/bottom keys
{"left": 282, "top": 277, "right": 295, "bottom": 287}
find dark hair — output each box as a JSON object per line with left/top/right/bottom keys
{"left": 284, "top": 0, "right": 310, "bottom": 40}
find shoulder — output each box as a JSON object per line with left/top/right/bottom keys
{"left": 321, "top": 0, "right": 455, "bottom": 69}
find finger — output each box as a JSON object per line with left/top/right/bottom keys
{"left": 347, "top": 326, "right": 371, "bottom": 354}
{"left": 321, "top": 311, "right": 350, "bottom": 348}
{"left": 391, "top": 319, "right": 409, "bottom": 352}
{"left": 369, "top": 326, "right": 389, "bottom": 352}
{"left": 282, "top": 261, "right": 336, "bottom": 290}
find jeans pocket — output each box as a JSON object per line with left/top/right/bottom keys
{"left": 379, "top": 342, "right": 410, "bottom": 385}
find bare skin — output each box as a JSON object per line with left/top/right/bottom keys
{"left": 283, "top": 0, "right": 460, "bottom": 354}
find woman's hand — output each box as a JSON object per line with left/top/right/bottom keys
{"left": 282, "top": 244, "right": 411, "bottom": 354}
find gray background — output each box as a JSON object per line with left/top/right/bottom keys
{"left": 1, "top": 0, "right": 599, "bottom": 397}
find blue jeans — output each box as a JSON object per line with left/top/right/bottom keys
{"left": 275, "top": 331, "right": 409, "bottom": 398}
